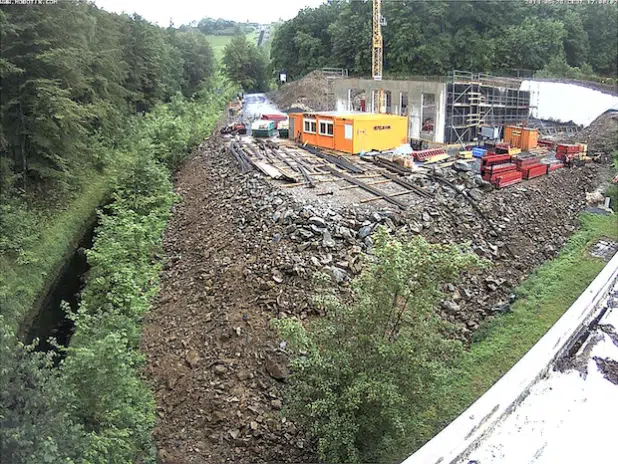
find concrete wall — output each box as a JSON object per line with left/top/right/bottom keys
{"left": 333, "top": 79, "right": 447, "bottom": 144}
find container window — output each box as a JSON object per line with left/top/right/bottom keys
{"left": 304, "top": 118, "right": 316, "bottom": 134}
{"left": 344, "top": 124, "right": 353, "bottom": 140}
{"left": 319, "top": 121, "right": 334, "bottom": 137}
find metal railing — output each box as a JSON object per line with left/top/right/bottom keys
{"left": 321, "top": 68, "right": 349, "bottom": 79}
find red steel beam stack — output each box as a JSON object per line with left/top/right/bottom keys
{"left": 412, "top": 148, "right": 446, "bottom": 161}
{"left": 546, "top": 162, "right": 564, "bottom": 172}
{"left": 494, "top": 171, "right": 523, "bottom": 189}
{"left": 537, "top": 139, "right": 555, "bottom": 149}
{"left": 515, "top": 156, "right": 542, "bottom": 170}
{"left": 481, "top": 154, "right": 511, "bottom": 169}
{"left": 521, "top": 163, "right": 547, "bottom": 180}
{"left": 555, "top": 143, "right": 581, "bottom": 161}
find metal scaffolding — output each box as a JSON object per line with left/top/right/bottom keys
{"left": 445, "top": 70, "right": 536, "bottom": 145}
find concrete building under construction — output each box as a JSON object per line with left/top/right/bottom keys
{"left": 333, "top": 71, "right": 536, "bottom": 145}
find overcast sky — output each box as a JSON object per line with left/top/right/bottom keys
{"left": 94, "top": 0, "right": 326, "bottom": 26}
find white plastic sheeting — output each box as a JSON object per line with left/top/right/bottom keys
{"left": 242, "top": 93, "right": 281, "bottom": 121}
{"left": 521, "top": 80, "right": 618, "bottom": 127}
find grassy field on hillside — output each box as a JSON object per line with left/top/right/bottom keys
{"left": 205, "top": 33, "right": 257, "bottom": 59}
{"left": 206, "top": 29, "right": 265, "bottom": 60}
{"left": 0, "top": 174, "right": 109, "bottom": 333}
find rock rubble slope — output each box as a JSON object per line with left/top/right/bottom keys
{"left": 142, "top": 135, "right": 609, "bottom": 463}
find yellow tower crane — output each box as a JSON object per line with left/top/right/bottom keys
{"left": 372, "top": 0, "right": 386, "bottom": 113}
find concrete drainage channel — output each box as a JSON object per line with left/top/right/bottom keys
{"left": 403, "top": 250, "right": 618, "bottom": 464}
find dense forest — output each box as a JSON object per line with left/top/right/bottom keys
{"left": 0, "top": 1, "right": 217, "bottom": 198}
{"left": 271, "top": 0, "right": 618, "bottom": 80}
{"left": 0, "top": 2, "right": 236, "bottom": 462}
{"left": 185, "top": 17, "right": 256, "bottom": 35}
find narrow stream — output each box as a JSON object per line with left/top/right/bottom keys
{"left": 26, "top": 223, "right": 96, "bottom": 353}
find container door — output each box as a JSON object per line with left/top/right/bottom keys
{"left": 289, "top": 117, "right": 295, "bottom": 140}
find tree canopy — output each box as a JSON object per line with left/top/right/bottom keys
{"left": 271, "top": 0, "right": 618, "bottom": 80}
{"left": 222, "top": 35, "right": 270, "bottom": 92}
{"left": 0, "top": 1, "right": 216, "bottom": 195}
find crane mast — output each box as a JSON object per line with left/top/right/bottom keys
{"left": 372, "top": 0, "right": 385, "bottom": 113}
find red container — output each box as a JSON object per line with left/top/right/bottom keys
{"left": 515, "top": 157, "right": 542, "bottom": 169}
{"left": 556, "top": 144, "right": 580, "bottom": 154}
{"left": 547, "top": 162, "right": 564, "bottom": 172}
{"left": 538, "top": 139, "right": 554, "bottom": 148}
{"left": 493, "top": 171, "right": 522, "bottom": 188}
{"left": 481, "top": 154, "right": 512, "bottom": 167}
{"left": 521, "top": 164, "right": 547, "bottom": 179}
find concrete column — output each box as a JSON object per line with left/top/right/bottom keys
{"left": 410, "top": 105, "right": 421, "bottom": 140}
{"left": 435, "top": 89, "right": 446, "bottom": 143}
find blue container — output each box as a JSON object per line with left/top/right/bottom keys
{"left": 472, "top": 147, "right": 487, "bottom": 158}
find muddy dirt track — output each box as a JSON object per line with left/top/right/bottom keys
{"left": 142, "top": 134, "right": 611, "bottom": 463}
{"left": 142, "top": 139, "right": 317, "bottom": 463}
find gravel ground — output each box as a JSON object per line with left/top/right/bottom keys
{"left": 142, "top": 133, "right": 611, "bottom": 463}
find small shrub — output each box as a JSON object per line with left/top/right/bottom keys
{"left": 276, "top": 228, "right": 484, "bottom": 463}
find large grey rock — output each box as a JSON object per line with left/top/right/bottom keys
{"left": 358, "top": 224, "right": 374, "bottom": 239}
{"left": 453, "top": 160, "right": 472, "bottom": 172}
{"left": 322, "top": 230, "right": 336, "bottom": 248}
{"left": 308, "top": 216, "right": 326, "bottom": 228}
{"left": 441, "top": 300, "right": 461, "bottom": 313}
{"left": 331, "top": 266, "right": 348, "bottom": 283}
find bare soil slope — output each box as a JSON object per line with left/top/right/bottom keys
{"left": 142, "top": 139, "right": 317, "bottom": 463}
{"left": 143, "top": 133, "right": 610, "bottom": 462}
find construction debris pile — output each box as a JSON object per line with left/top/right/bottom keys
{"left": 223, "top": 135, "right": 609, "bottom": 333}
{"left": 143, "top": 131, "right": 609, "bottom": 464}
{"left": 268, "top": 71, "right": 335, "bottom": 112}
{"left": 145, "top": 79, "right": 616, "bottom": 464}
{"left": 570, "top": 110, "right": 618, "bottom": 154}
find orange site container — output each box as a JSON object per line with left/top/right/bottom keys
{"left": 503, "top": 126, "right": 538, "bottom": 150}
{"left": 288, "top": 111, "right": 408, "bottom": 155}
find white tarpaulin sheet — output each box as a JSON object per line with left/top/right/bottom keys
{"left": 521, "top": 80, "right": 618, "bottom": 127}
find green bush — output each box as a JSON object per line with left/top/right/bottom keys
{"left": 276, "top": 228, "right": 483, "bottom": 463}
{"left": 0, "top": 86, "right": 234, "bottom": 462}
{"left": 0, "top": 317, "right": 85, "bottom": 464}
{"left": 0, "top": 199, "right": 41, "bottom": 264}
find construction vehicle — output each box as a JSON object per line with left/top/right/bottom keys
{"left": 372, "top": 0, "right": 386, "bottom": 113}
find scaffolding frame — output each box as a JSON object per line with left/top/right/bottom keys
{"left": 445, "top": 70, "right": 537, "bottom": 145}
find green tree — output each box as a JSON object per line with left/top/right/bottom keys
{"left": 498, "top": 17, "right": 567, "bottom": 71}
{"left": 168, "top": 29, "right": 215, "bottom": 97}
{"left": 271, "top": 1, "right": 616, "bottom": 79}
{"left": 276, "top": 229, "right": 483, "bottom": 463}
{"left": 561, "top": 10, "right": 589, "bottom": 68}
{"left": 222, "top": 35, "right": 269, "bottom": 92}
{"left": 0, "top": 320, "right": 84, "bottom": 464}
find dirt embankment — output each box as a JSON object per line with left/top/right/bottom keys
{"left": 142, "top": 139, "right": 318, "bottom": 463}
{"left": 142, "top": 133, "right": 610, "bottom": 462}
{"left": 268, "top": 71, "right": 335, "bottom": 112}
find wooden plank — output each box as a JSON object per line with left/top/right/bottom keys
{"left": 339, "top": 179, "right": 391, "bottom": 191}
